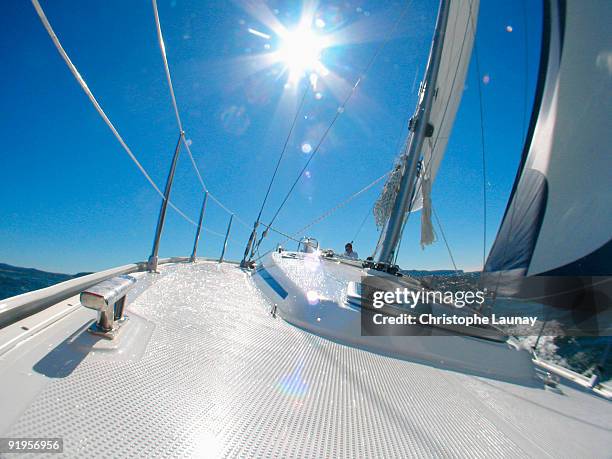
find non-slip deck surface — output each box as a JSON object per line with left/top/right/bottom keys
{"left": 1, "top": 262, "right": 610, "bottom": 458}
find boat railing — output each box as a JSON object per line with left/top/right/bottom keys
{"left": 30, "top": 0, "right": 260, "bottom": 276}
{"left": 0, "top": 257, "right": 189, "bottom": 329}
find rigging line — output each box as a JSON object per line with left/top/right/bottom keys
{"left": 206, "top": 192, "right": 250, "bottom": 229}
{"left": 181, "top": 138, "right": 207, "bottom": 193}
{"left": 253, "top": 247, "right": 276, "bottom": 264}
{"left": 391, "top": 124, "right": 454, "bottom": 263}
{"left": 153, "top": 0, "right": 205, "bottom": 192}
{"left": 432, "top": 206, "right": 458, "bottom": 272}
{"left": 393, "top": 212, "right": 409, "bottom": 265}
{"left": 521, "top": 0, "right": 529, "bottom": 142}
{"left": 264, "top": 1, "right": 413, "bottom": 229}
{"left": 180, "top": 112, "right": 208, "bottom": 193}
{"left": 167, "top": 201, "right": 197, "bottom": 226}
{"left": 249, "top": 224, "right": 301, "bottom": 262}
{"left": 392, "top": 162, "right": 422, "bottom": 266}
{"left": 387, "top": 0, "right": 474, "bottom": 259}
{"left": 153, "top": 0, "right": 206, "bottom": 193}
{"left": 256, "top": 171, "right": 391, "bottom": 255}
{"left": 390, "top": 85, "right": 415, "bottom": 163}
{"left": 152, "top": 0, "right": 182, "bottom": 132}
{"left": 392, "top": 1, "right": 474, "bottom": 272}
{"left": 413, "top": 0, "right": 475, "bottom": 182}
{"left": 468, "top": 3, "right": 487, "bottom": 270}
{"left": 254, "top": 84, "right": 311, "bottom": 225}
{"left": 291, "top": 171, "right": 390, "bottom": 238}
{"left": 391, "top": 143, "right": 435, "bottom": 263}
{"left": 375, "top": 60, "right": 418, "bottom": 258}
{"left": 393, "top": 157, "right": 425, "bottom": 265}
{"left": 152, "top": 0, "right": 250, "bottom": 230}
{"left": 31, "top": 0, "right": 198, "bottom": 228}
{"left": 372, "top": 220, "right": 388, "bottom": 258}
{"left": 258, "top": 222, "right": 303, "bottom": 244}
{"left": 392, "top": 0, "right": 478, "bottom": 266}
{"left": 351, "top": 202, "right": 375, "bottom": 244}
{"left": 202, "top": 226, "right": 228, "bottom": 239}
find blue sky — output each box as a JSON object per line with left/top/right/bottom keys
{"left": 0, "top": 0, "right": 541, "bottom": 274}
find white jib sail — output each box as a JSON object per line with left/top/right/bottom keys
{"left": 411, "top": 0, "right": 479, "bottom": 213}
{"left": 374, "top": 0, "right": 479, "bottom": 241}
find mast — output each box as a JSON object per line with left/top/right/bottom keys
{"left": 377, "top": 0, "right": 451, "bottom": 265}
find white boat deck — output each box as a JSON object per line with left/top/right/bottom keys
{"left": 0, "top": 261, "right": 610, "bottom": 457}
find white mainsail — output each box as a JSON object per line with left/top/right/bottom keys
{"left": 375, "top": 0, "right": 479, "bottom": 247}
{"left": 410, "top": 0, "right": 479, "bottom": 213}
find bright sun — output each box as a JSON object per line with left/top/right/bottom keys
{"left": 279, "top": 27, "right": 325, "bottom": 82}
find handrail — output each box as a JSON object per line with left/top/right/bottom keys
{"left": 533, "top": 356, "right": 612, "bottom": 400}
{"left": 0, "top": 257, "right": 190, "bottom": 329}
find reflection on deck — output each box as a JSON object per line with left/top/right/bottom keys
{"left": 0, "top": 262, "right": 610, "bottom": 457}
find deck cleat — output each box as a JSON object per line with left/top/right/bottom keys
{"left": 80, "top": 275, "right": 136, "bottom": 339}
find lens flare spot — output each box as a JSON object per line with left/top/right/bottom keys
{"left": 482, "top": 74, "right": 491, "bottom": 85}
{"left": 277, "top": 363, "right": 308, "bottom": 397}
{"left": 301, "top": 142, "right": 313, "bottom": 154}
{"left": 220, "top": 105, "right": 250, "bottom": 135}
{"left": 306, "top": 290, "right": 320, "bottom": 305}
{"left": 309, "top": 73, "right": 319, "bottom": 90}
{"left": 506, "top": 25, "right": 513, "bottom": 32}
{"left": 304, "top": 252, "right": 321, "bottom": 271}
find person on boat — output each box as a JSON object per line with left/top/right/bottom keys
{"left": 343, "top": 243, "right": 359, "bottom": 259}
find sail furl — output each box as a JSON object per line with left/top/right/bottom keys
{"left": 420, "top": 173, "right": 436, "bottom": 248}
{"left": 374, "top": 158, "right": 406, "bottom": 229}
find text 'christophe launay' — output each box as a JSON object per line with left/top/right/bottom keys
{"left": 371, "top": 313, "right": 537, "bottom": 328}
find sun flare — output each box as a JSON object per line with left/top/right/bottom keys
{"left": 238, "top": 1, "right": 394, "bottom": 99}
{"left": 278, "top": 27, "right": 325, "bottom": 82}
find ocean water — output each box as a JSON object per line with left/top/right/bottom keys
{"left": 0, "top": 263, "right": 91, "bottom": 300}
{"left": 415, "top": 271, "right": 612, "bottom": 382}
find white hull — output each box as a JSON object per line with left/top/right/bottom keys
{"left": 253, "top": 251, "right": 537, "bottom": 385}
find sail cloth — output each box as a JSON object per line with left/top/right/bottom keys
{"left": 374, "top": 0, "right": 480, "bottom": 237}
{"left": 420, "top": 174, "right": 436, "bottom": 248}
{"left": 483, "top": 0, "right": 612, "bottom": 315}
{"left": 411, "top": 0, "right": 479, "bottom": 212}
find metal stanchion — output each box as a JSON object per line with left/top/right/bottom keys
{"left": 148, "top": 132, "right": 183, "bottom": 272}
{"left": 190, "top": 192, "right": 208, "bottom": 262}
{"left": 219, "top": 214, "right": 234, "bottom": 263}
